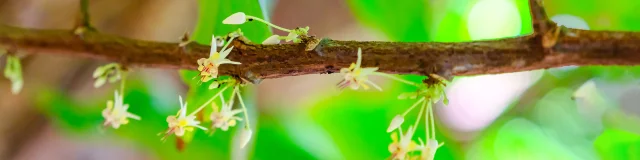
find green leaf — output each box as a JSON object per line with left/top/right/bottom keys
{"left": 433, "top": 12, "right": 469, "bottom": 42}
{"left": 252, "top": 113, "right": 317, "bottom": 160}
{"left": 594, "top": 129, "right": 640, "bottom": 160}
{"left": 347, "top": 0, "right": 430, "bottom": 41}
{"left": 192, "top": 0, "right": 271, "bottom": 43}
{"left": 183, "top": 0, "right": 272, "bottom": 108}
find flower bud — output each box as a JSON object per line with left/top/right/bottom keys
{"left": 209, "top": 81, "right": 219, "bottom": 89}
{"left": 387, "top": 115, "right": 404, "bottom": 132}
{"left": 262, "top": 35, "right": 280, "bottom": 45}
{"left": 223, "top": 12, "right": 247, "bottom": 25}
{"left": 239, "top": 128, "right": 253, "bottom": 148}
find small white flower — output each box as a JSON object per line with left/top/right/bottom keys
{"left": 262, "top": 35, "right": 280, "bottom": 45}
{"left": 387, "top": 115, "right": 404, "bottom": 132}
{"left": 162, "top": 96, "right": 207, "bottom": 139}
{"left": 337, "top": 48, "right": 382, "bottom": 91}
{"left": 197, "top": 34, "right": 241, "bottom": 82}
{"left": 417, "top": 138, "right": 444, "bottom": 160}
{"left": 210, "top": 99, "right": 243, "bottom": 131}
{"left": 239, "top": 128, "right": 253, "bottom": 148}
{"left": 223, "top": 12, "right": 247, "bottom": 25}
{"left": 388, "top": 126, "right": 419, "bottom": 160}
{"left": 102, "top": 91, "right": 140, "bottom": 129}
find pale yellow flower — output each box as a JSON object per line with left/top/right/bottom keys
{"left": 162, "top": 96, "right": 207, "bottom": 139}
{"left": 338, "top": 48, "right": 382, "bottom": 91}
{"left": 197, "top": 35, "right": 240, "bottom": 82}
{"left": 389, "top": 126, "right": 419, "bottom": 160}
{"left": 210, "top": 96, "right": 243, "bottom": 131}
{"left": 102, "top": 91, "right": 140, "bottom": 129}
{"left": 417, "top": 138, "right": 444, "bottom": 160}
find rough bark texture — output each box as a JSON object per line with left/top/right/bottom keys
{"left": 1, "top": 0, "right": 639, "bottom": 83}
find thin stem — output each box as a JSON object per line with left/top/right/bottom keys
{"left": 188, "top": 85, "right": 230, "bottom": 117}
{"left": 78, "top": 0, "right": 93, "bottom": 29}
{"left": 402, "top": 97, "right": 426, "bottom": 117}
{"left": 429, "top": 104, "right": 435, "bottom": 139}
{"left": 228, "top": 85, "right": 237, "bottom": 107}
{"left": 372, "top": 72, "right": 418, "bottom": 87}
{"left": 235, "top": 86, "right": 251, "bottom": 129}
{"left": 219, "top": 92, "right": 226, "bottom": 108}
{"left": 119, "top": 71, "right": 127, "bottom": 95}
{"left": 425, "top": 102, "right": 430, "bottom": 139}
{"left": 246, "top": 15, "right": 292, "bottom": 32}
{"left": 222, "top": 36, "right": 236, "bottom": 52}
{"left": 413, "top": 99, "right": 427, "bottom": 128}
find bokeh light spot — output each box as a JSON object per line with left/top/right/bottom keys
{"left": 467, "top": 0, "right": 522, "bottom": 40}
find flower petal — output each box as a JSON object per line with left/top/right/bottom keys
{"left": 167, "top": 116, "right": 178, "bottom": 124}
{"left": 175, "top": 128, "right": 185, "bottom": 136}
{"left": 218, "top": 60, "right": 241, "bottom": 65}
{"left": 360, "top": 67, "right": 379, "bottom": 75}
{"left": 127, "top": 113, "right": 141, "bottom": 120}
{"left": 197, "top": 58, "right": 207, "bottom": 66}
{"left": 92, "top": 66, "right": 107, "bottom": 78}
{"left": 94, "top": 77, "right": 106, "bottom": 88}
{"left": 209, "top": 35, "right": 218, "bottom": 58}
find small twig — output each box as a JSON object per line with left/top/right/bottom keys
{"left": 74, "top": 0, "right": 95, "bottom": 35}
{"left": 528, "top": 0, "right": 551, "bottom": 34}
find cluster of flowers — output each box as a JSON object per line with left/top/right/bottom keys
{"left": 335, "top": 47, "right": 449, "bottom": 160}
{"left": 91, "top": 11, "right": 450, "bottom": 159}
{"left": 387, "top": 79, "right": 448, "bottom": 160}
{"left": 95, "top": 32, "right": 255, "bottom": 147}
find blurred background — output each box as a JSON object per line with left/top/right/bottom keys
{"left": 0, "top": 0, "right": 640, "bottom": 159}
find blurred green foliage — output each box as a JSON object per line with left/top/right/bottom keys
{"left": 595, "top": 129, "right": 640, "bottom": 160}
{"left": 36, "top": 0, "right": 640, "bottom": 160}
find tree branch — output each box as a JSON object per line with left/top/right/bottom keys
{"left": 528, "top": 0, "right": 551, "bottom": 34}
{"left": 1, "top": 0, "right": 640, "bottom": 83}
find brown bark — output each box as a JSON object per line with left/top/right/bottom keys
{"left": 0, "top": 0, "right": 639, "bottom": 83}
